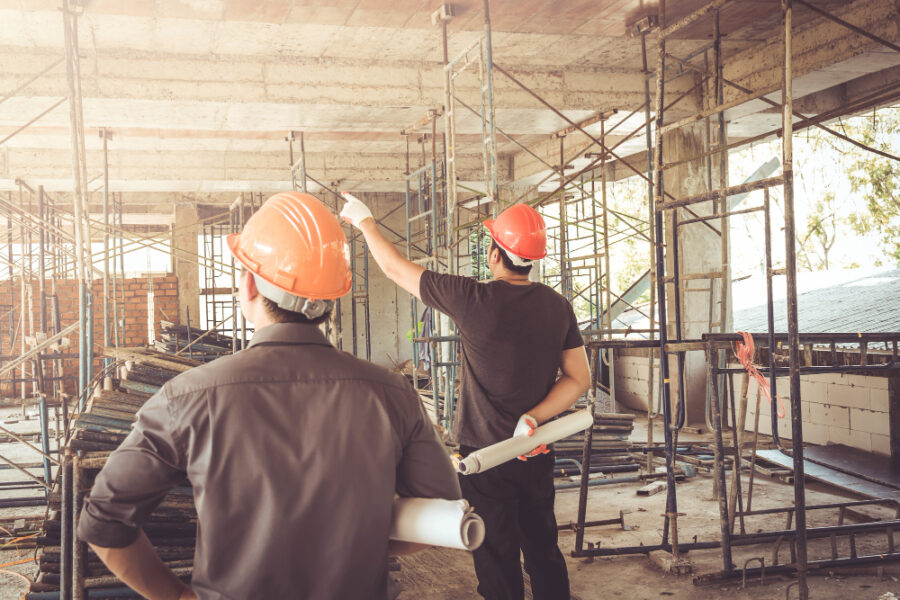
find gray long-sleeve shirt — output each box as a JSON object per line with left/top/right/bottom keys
{"left": 78, "top": 322, "right": 462, "bottom": 600}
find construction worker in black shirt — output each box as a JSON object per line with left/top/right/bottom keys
{"left": 342, "top": 193, "right": 590, "bottom": 600}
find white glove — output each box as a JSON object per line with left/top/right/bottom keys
{"left": 513, "top": 414, "right": 549, "bottom": 461}
{"left": 339, "top": 191, "right": 374, "bottom": 228}
{"left": 513, "top": 414, "right": 538, "bottom": 438}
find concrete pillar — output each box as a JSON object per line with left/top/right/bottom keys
{"left": 172, "top": 200, "right": 200, "bottom": 327}
{"left": 337, "top": 192, "right": 410, "bottom": 368}
{"left": 663, "top": 121, "right": 730, "bottom": 425}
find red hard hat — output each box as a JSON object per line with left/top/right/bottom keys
{"left": 484, "top": 204, "right": 547, "bottom": 261}
{"left": 227, "top": 192, "right": 352, "bottom": 301}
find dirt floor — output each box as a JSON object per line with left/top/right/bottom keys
{"left": 394, "top": 417, "right": 900, "bottom": 600}
{"left": 2, "top": 407, "right": 900, "bottom": 599}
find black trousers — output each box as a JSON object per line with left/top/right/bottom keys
{"left": 459, "top": 446, "right": 570, "bottom": 600}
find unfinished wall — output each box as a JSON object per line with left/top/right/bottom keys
{"left": 614, "top": 348, "right": 895, "bottom": 457}
{"left": 615, "top": 350, "right": 661, "bottom": 414}
{"left": 0, "top": 275, "right": 178, "bottom": 397}
{"left": 746, "top": 372, "right": 894, "bottom": 456}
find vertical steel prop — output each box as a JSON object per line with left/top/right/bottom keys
{"left": 782, "top": 1, "right": 808, "bottom": 597}
{"left": 653, "top": 0, "right": 680, "bottom": 552}
{"left": 574, "top": 347, "right": 599, "bottom": 552}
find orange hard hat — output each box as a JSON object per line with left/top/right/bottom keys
{"left": 484, "top": 203, "right": 547, "bottom": 261}
{"left": 227, "top": 192, "right": 352, "bottom": 302}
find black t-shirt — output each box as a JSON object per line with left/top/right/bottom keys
{"left": 419, "top": 271, "right": 584, "bottom": 448}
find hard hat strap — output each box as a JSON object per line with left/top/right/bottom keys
{"left": 252, "top": 274, "right": 333, "bottom": 319}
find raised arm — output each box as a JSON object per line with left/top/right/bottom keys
{"left": 340, "top": 192, "right": 425, "bottom": 299}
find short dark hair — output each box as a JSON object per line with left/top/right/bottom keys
{"left": 260, "top": 296, "right": 332, "bottom": 325}
{"left": 489, "top": 240, "right": 532, "bottom": 275}
{"left": 241, "top": 267, "right": 331, "bottom": 325}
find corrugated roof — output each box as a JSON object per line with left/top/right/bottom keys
{"left": 733, "top": 267, "right": 900, "bottom": 333}
{"left": 604, "top": 267, "right": 900, "bottom": 336}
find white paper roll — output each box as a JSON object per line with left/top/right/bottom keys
{"left": 390, "top": 497, "right": 485, "bottom": 551}
{"left": 457, "top": 409, "right": 595, "bottom": 475}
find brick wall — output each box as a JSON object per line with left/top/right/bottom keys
{"left": 0, "top": 275, "right": 179, "bottom": 397}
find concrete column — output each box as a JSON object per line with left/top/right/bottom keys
{"left": 172, "top": 200, "right": 200, "bottom": 326}
{"left": 663, "top": 121, "right": 729, "bottom": 425}
{"left": 337, "top": 192, "right": 409, "bottom": 368}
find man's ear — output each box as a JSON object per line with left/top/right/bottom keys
{"left": 242, "top": 269, "right": 259, "bottom": 300}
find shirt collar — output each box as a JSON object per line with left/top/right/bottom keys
{"left": 247, "top": 322, "right": 333, "bottom": 348}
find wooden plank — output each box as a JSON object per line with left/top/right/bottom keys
{"left": 637, "top": 480, "right": 667, "bottom": 496}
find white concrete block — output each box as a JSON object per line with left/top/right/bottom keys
{"left": 756, "top": 394, "right": 772, "bottom": 416}
{"left": 802, "top": 422, "right": 828, "bottom": 445}
{"left": 775, "top": 415, "right": 793, "bottom": 440}
{"left": 774, "top": 376, "right": 791, "bottom": 396}
{"left": 870, "top": 387, "right": 891, "bottom": 414}
{"left": 826, "top": 383, "right": 869, "bottom": 410}
{"left": 812, "top": 404, "right": 850, "bottom": 429}
{"left": 802, "top": 400, "right": 812, "bottom": 424}
{"left": 826, "top": 426, "right": 871, "bottom": 451}
{"left": 844, "top": 374, "right": 869, "bottom": 388}
{"left": 800, "top": 380, "right": 828, "bottom": 404}
{"left": 850, "top": 408, "right": 891, "bottom": 436}
{"left": 755, "top": 412, "right": 773, "bottom": 437}
{"left": 868, "top": 376, "right": 890, "bottom": 390}
{"left": 871, "top": 433, "right": 891, "bottom": 456}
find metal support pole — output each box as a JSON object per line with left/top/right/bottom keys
{"left": 481, "top": 0, "right": 498, "bottom": 203}
{"left": 101, "top": 129, "right": 110, "bottom": 365}
{"left": 62, "top": 1, "right": 91, "bottom": 398}
{"left": 34, "top": 356, "right": 52, "bottom": 495}
{"left": 72, "top": 454, "right": 85, "bottom": 600}
{"left": 782, "top": 2, "right": 808, "bottom": 597}
{"left": 558, "top": 136, "right": 569, "bottom": 299}
{"left": 654, "top": 0, "right": 679, "bottom": 550}
{"left": 299, "top": 132, "right": 308, "bottom": 193}
{"left": 574, "top": 347, "right": 599, "bottom": 552}
{"left": 708, "top": 349, "right": 733, "bottom": 571}
{"left": 600, "top": 119, "right": 615, "bottom": 405}
{"left": 641, "top": 30, "right": 658, "bottom": 471}
{"left": 117, "top": 194, "right": 126, "bottom": 348}
{"left": 38, "top": 187, "right": 47, "bottom": 336}
{"left": 60, "top": 454, "right": 72, "bottom": 600}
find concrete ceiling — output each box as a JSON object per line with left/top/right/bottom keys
{"left": 0, "top": 0, "right": 897, "bottom": 217}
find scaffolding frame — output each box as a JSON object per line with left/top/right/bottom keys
{"left": 566, "top": 4, "right": 900, "bottom": 600}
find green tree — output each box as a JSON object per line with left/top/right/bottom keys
{"left": 846, "top": 107, "right": 900, "bottom": 264}
{"left": 797, "top": 191, "right": 839, "bottom": 271}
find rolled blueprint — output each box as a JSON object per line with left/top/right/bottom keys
{"left": 390, "top": 497, "right": 485, "bottom": 551}
{"left": 456, "top": 409, "right": 595, "bottom": 475}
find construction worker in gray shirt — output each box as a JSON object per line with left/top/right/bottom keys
{"left": 78, "top": 192, "right": 462, "bottom": 600}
